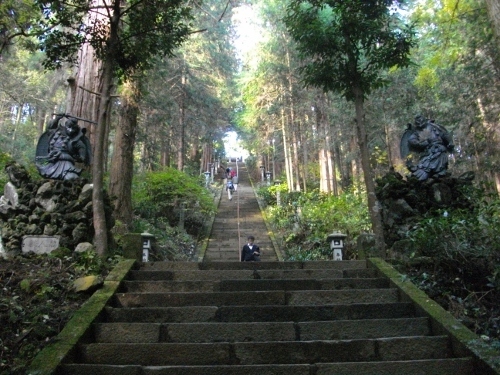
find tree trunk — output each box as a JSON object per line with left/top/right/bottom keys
{"left": 485, "top": 0, "right": 500, "bottom": 44}
{"left": 92, "top": 0, "right": 120, "bottom": 256}
{"left": 301, "top": 121, "right": 308, "bottom": 193}
{"left": 333, "top": 141, "right": 342, "bottom": 194}
{"left": 109, "top": 78, "right": 140, "bottom": 228}
{"left": 161, "top": 126, "right": 172, "bottom": 167}
{"left": 177, "top": 70, "right": 186, "bottom": 171}
{"left": 353, "top": 87, "right": 386, "bottom": 258}
{"left": 66, "top": 3, "right": 104, "bottom": 149}
{"left": 292, "top": 125, "right": 301, "bottom": 192}
{"left": 281, "top": 106, "right": 293, "bottom": 191}
{"left": 317, "top": 104, "right": 330, "bottom": 193}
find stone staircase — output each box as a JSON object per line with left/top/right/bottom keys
{"left": 203, "top": 162, "right": 279, "bottom": 262}
{"left": 58, "top": 260, "right": 476, "bottom": 374}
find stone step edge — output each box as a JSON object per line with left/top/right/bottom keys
{"left": 140, "top": 260, "right": 367, "bottom": 270}
{"left": 121, "top": 277, "right": 391, "bottom": 292}
{"left": 367, "top": 258, "right": 500, "bottom": 375}
{"left": 60, "top": 357, "right": 472, "bottom": 375}
{"left": 78, "top": 335, "right": 452, "bottom": 365}
{"left": 94, "top": 317, "right": 431, "bottom": 343}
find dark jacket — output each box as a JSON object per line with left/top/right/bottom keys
{"left": 241, "top": 244, "right": 260, "bottom": 261}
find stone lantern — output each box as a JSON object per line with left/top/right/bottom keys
{"left": 274, "top": 180, "right": 281, "bottom": 206}
{"left": 203, "top": 171, "right": 211, "bottom": 187}
{"left": 142, "top": 233, "right": 155, "bottom": 262}
{"left": 327, "top": 232, "right": 347, "bottom": 261}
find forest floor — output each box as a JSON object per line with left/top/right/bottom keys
{"left": 401, "top": 259, "right": 500, "bottom": 347}
{"left": 1, "top": 254, "right": 499, "bottom": 374}
{"left": 0, "top": 253, "right": 93, "bottom": 375}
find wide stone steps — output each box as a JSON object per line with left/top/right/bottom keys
{"left": 114, "top": 289, "right": 400, "bottom": 307}
{"left": 122, "top": 277, "right": 390, "bottom": 293}
{"left": 58, "top": 260, "right": 475, "bottom": 374}
{"left": 94, "top": 318, "right": 430, "bottom": 343}
{"left": 77, "top": 336, "right": 452, "bottom": 365}
{"left": 61, "top": 358, "right": 474, "bottom": 375}
{"left": 103, "top": 302, "right": 416, "bottom": 323}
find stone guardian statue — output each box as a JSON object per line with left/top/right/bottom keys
{"left": 400, "top": 115, "right": 454, "bottom": 181}
{"left": 35, "top": 114, "right": 92, "bottom": 180}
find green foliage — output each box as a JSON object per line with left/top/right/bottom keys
{"left": 0, "top": 152, "right": 14, "bottom": 187}
{"left": 70, "top": 250, "right": 107, "bottom": 275}
{"left": 0, "top": 252, "right": 117, "bottom": 374}
{"left": 408, "top": 197, "right": 500, "bottom": 271}
{"left": 132, "top": 168, "right": 215, "bottom": 235}
{"left": 283, "top": 0, "right": 417, "bottom": 101}
{"left": 129, "top": 217, "right": 197, "bottom": 261}
{"left": 34, "top": 0, "right": 193, "bottom": 80}
{"left": 259, "top": 186, "right": 370, "bottom": 260}
{"left": 0, "top": 0, "right": 40, "bottom": 54}
{"left": 401, "top": 191, "right": 500, "bottom": 341}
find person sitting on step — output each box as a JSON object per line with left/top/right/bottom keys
{"left": 241, "top": 235, "right": 261, "bottom": 261}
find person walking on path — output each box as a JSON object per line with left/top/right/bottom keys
{"left": 241, "top": 235, "right": 261, "bottom": 261}
{"left": 226, "top": 179, "right": 234, "bottom": 200}
{"left": 230, "top": 168, "right": 238, "bottom": 191}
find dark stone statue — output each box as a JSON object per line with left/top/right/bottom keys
{"left": 400, "top": 115, "right": 454, "bottom": 181}
{"left": 35, "top": 115, "right": 92, "bottom": 180}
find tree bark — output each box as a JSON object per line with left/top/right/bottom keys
{"left": 66, "top": 11, "right": 104, "bottom": 150}
{"left": 109, "top": 78, "right": 140, "bottom": 227}
{"left": 353, "top": 87, "right": 386, "bottom": 258}
{"left": 485, "top": 0, "right": 500, "bottom": 44}
{"left": 281, "top": 106, "right": 293, "bottom": 191}
{"left": 177, "top": 69, "right": 186, "bottom": 171}
{"left": 92, "top": 0, "right": 121, "bottom": 256}
{"left": 161, "top": 126, "right": 172, "bottom": 167}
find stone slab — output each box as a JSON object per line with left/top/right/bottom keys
{"left": 22, "top": 235, "right": 60, "bottom": 254}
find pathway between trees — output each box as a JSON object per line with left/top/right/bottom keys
{"left": 203, "top": 162, "right": 279, "bottom": 262}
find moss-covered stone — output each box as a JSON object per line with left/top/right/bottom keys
{"left": 26, "top": 259, "right": 136, "bottom": 375}
{"left": 368, "top": 257, "right": 500, "bottom": 374}
{"left": 121, "top": 233, "right": 143, "bottom": 261}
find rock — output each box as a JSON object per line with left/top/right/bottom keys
{"left": 50, "top": 213, "right": 63, "bottom": 226}
{"left": 73, "top": 275, "right": 103, "bottom": 293}
{"left": 5, "top": 162, "right": 30, "bottom": 187}
{"left": 389, "top": 239, "right": 415, "bottom": 260}
{"left": 75, "top": 242, "right": 95, "bottom": 253}
{"left": 35, "top": 196, "right": 58, "bottom": 212}
{"left": 376, "top": 171, "right": 475, "bottom": 250}
{"left": 43, "top": 224, "right": 58, "bottom": 236}
{"left": 25, "top": 224, "right": 42, "bottom": 235}
{"left": 357, "top": 233, "right": 375, "bottom": 259}
{"left": 1, "top": 167, "right": 113, "bottom": 253}
{"left": 0, "top": 233, "right": 5, "bottom": 257}
{"left": 72, "top": 223, "right": 89, "bottom": 244}
{"left": 64, "top": 211, "right": 87, "bottom": 223}
{"left": 28, "top": 214, "right": 40, "bottom": 224}
{"left": 431, "top": 183, "right": 452, "bottom": 206}
{"left": 4, "top": 182, "right": 19, "bottom": 207}
{"left": 382, "top": 198, "right": 414, "bottom": 228}
{"left": 36, "top": 182, "right": 54, "bottom": 198}
{"left": 21, "top": 235, "right": 60, "bottom": 254}
{"left": 0, "top": 195, "right": 13, "bottom": 216}
{"left": 78, "top": 184, "right": 93, "bottom": 204}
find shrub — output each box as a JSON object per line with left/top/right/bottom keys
{"left": 407, "top": 195, "right": 500, "bottom": 286}
{"left": 260, "top": 186, "right": 370, "bottom": 260}
{"left": 132, "top": 168, "right": 215, "bottom": 236}
{"left": 0, "top": 152, "right": 14, "bottom": 186}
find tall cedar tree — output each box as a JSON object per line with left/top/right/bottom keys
{"left": 284, "top": 0, "right": 416, "bottom": 256}
{"left": 32, "top": 0, "right": 193, "bottom": 255}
